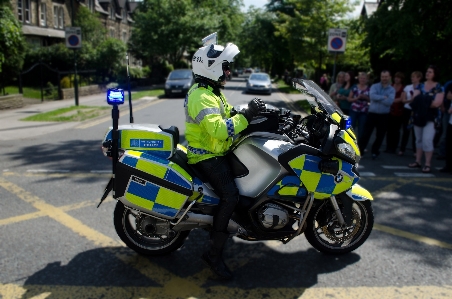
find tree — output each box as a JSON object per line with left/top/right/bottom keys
{"left": 273, "top": 0, "right": 353, "bottom": 78}
{"left": 0, "top": 4, "right": 25, "bottom": 76}
{"left": 364, "top": 0, "right": 452, "bottom": 79}
{"left": 96, "top": 38, "right": 127, "bottom": 80}
{"left": 130, "top": 0, "right": 245, "bottom": 65}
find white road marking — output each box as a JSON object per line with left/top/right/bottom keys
{"left": 26, "top": 169, "right": 70, "bottom": 173}
{"left": 360, "top": 172, "right": 376, "bottom": 177}
{"left": 382, "top": 165, "right": 410, "bottom": 169}
{"left": 394, "top": 172, "right": 435, "bottom": 178}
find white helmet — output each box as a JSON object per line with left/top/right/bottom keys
{"left": 192, "top": 42, "right": 240, "bottom": 83}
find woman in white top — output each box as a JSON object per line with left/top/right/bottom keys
{"left": 399, "top": 71, "right": 422, "bottom": 156}
{"left": 408, "top": 66, "right": 444, "bottom": 173}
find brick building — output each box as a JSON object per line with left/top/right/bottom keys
{"left": 9, "top": 0, "right": 138, "bottom": 47}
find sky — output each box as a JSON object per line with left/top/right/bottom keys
{"left": 241, "top": 0, "right": 370, "bottom": 17}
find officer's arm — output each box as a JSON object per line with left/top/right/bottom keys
{"left": 190, "top": 94, "right": 248, "bottom": 140}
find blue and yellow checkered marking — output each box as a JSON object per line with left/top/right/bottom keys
{"left": 106, "top": 129, "right": 174, "bottom": 159}
{"left": 191, "top": 177, "right": 220, "bottom": 204}
{"left": 288, "top": 154, "right": 359, "bottom": 199}
{"left": 120, "top": 150, "right": 194, "bottom": 218}
{"left": 125, "top": 177, "right": 188, "bottom": 217}
{"left": 267, "top": 175, "right": 307, "bottom": 197}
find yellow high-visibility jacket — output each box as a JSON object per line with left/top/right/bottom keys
{"left": 184, "top": 83, "right": 249, "bottom": 164}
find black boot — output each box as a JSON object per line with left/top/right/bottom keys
{"left": 202, "top": 231, "right": 233, "bottom": 280}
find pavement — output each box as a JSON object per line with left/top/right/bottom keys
{"left": 0, "top": 86, "right": 307, "bottom": 141}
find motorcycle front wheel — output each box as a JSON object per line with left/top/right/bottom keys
{"left": 114, "top": 201, "right": 189, "bottom": 256}
{"left": 305, "top": 199, "right": 374, "bottom": 254}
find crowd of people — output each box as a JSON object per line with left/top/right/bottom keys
{"left": 322, "top": 66, "right": 452, "bottom": 174}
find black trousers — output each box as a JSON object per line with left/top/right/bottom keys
{"left": 385, "top": 113, "right": 404, "bottom": 152}
{"left": 446, "top": 123, "right": 452, "bottom": 170}
{"left": 358, "top": 112, "right": 389, "bottom": 155}
{"left": 193, "top": 156, "right": 239, "bottom": 233}
{"left": 400, "top": 108, "right": 416, "bottom": 152}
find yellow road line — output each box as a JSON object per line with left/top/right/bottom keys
{"left": 414, "top": 182, "right": 452, "bottom": 192}
{"left": 0, "top": 177, "right": 118, "bottom": 247}
{"left": 374, "top": 223, "right": 452, "bottom": 250}
{"left": 75, "top": 100, "right": 162, "bottom": 129}
{"left": 1, "top": 284, "right": 452, "bottom": 299}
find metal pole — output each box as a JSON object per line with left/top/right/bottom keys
{"left": 111, "top": 104, "right": 120, "bottom": 196}
{"left": 332, "top": 52, "right": 338, "bottom": 84}
{"left": 73, "top": 49, "right": 79, "bottom": 106}
{"left": 40, "top": 60, "right": 44, "bottom": 102}
{"left": 126, "top": 53, "right": 134, "bottom": 123}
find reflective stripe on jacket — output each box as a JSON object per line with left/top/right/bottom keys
{"left": 184, "top": 83, "right": 249, "bottom": 164}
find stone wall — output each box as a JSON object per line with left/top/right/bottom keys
{"left": 61, "top": 85, "right": 104, "bottom": 99}
{"left": 0, "top": 94, "right": 24, "bottom": 110}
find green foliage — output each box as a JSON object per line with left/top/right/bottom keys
{"left": 364, "top": 0, "right": 452, "bottom": 79}
{"left": 95, "top": 38, "right": 127, "bottom": 79}
{"left": 130, "top": 0, "right": 244, "bottom": 65}
{"left": 0, "top": 6, "right": 26, "bottom": 74}
{"left": 74, "top": 6, "right": 106, "bottom": 47}
{"left": 174, "top": 60, "right": 189, "bottom": 69}
{"left": 60, "top": 76, "right": 71, "bottom": 89}
{"left": 142, "top": 66, "right": 152, "bottom": 78}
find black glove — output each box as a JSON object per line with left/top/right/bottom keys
{"left": 282, "top": 117, "right": 295, "bottom": 133}
{"left": 240, "top": 98, "right": 266, "bottom": 121}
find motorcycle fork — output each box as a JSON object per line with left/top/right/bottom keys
{"left": 329, "top": 195, "right": 353, "bottom": 226}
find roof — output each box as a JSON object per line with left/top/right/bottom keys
{"left": 128, "top": 1, "right": 139, "bottom": 12}
{"left": 22, "top": 25, "right": 65, "bottom": 38}
{"left": 95, "top": 0, "right": 109, "bottom": 15}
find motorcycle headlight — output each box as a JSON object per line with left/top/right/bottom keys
{"left": 336, "top": 142, "right": 358, "bottom": 163}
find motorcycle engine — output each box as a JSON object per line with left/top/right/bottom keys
{"left": 257, "top": 203, "right": 289, "bottom": 230}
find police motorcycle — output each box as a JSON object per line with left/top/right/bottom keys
{"left": 98, "top": 78, "right": 374, "bottom": 256}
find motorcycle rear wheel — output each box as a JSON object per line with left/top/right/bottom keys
{"left": 305, "top": 199, "right": 373, "bottom": 254}
{"left": 114, "top": 201, "right": 189, "bottom": 256}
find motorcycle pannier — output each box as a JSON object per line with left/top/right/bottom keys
{"left": 104, "top": 124, "right": 176, "bottom": 159}
{"left": 115, "top": 150, "right": 193, "bottom": 219}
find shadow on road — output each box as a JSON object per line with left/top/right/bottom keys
{"left": 20, "top": 230, "right": 360, "bottom": 298}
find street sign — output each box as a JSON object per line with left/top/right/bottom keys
{"left": 327, "top": 28, "right": 347, "bottom": 53}
{"left": 65, "top": 27, "right": 82, "bottom": 49}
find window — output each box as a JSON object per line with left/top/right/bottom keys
{"left": 110, "top": 28, "right": 115, "bottom": 38}
{"left": 40, "top": 3, "right": 47, "bottom": 26}
{"left": 122, "top": 9, "right": 127, "bottom": 23}
{"left": 88, "top": 0, "right": 94, "bottom": 12}
{"left": 58, "top": 7, "right": 64, "bottom": 29}
{"left": 110, "top": 5, "right": 115, "bottom": 19}
{"left": 122, "top": 31, "right": 127, "bottom": 42}
{"left": 54, "top": 5, "right": 64, "bottom": 29}
{"left": 18, "top": 0, "right": 23, "bottom": 21}
{"left": 53, "top": 6, "right": 58, "bottom": 28}
{"left": 24, "top": 0, "right": 30, "bottom": 23}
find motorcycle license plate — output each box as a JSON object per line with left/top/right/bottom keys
{"left": 172, "top": 90, "right": 182, "bottom": 93}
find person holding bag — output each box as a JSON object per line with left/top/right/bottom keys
{"left": 408, "top": 65, "right": 444, "bottom": 173}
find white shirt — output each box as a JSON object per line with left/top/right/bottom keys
{"left": 403, "top": 84, "right": 414, "bottom": 109}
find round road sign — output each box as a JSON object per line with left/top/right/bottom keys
{"left": 68, "top": 35, "right": 80, "bottom": 47}
{"left": 330, "top": 37, "right": 343, "bottom": 50}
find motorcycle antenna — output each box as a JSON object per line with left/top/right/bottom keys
{"left": 126, "top": 52, "right": 134, "bottom": 123}
{"left": 97, "top": 88, "right": 125, "bottom": 208}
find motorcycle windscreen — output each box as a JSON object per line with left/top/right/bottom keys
{"left": 115, "top": 150, "right": 193, "bottom": 219}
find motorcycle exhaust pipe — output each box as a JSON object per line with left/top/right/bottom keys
{"left": 182, "top": 212, "right": 241, "bottom": 233}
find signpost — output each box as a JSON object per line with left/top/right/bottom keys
{"left": 328, "top": 28, "right": 347, "bottom": 83}
{"left": 65, "top": 27, "right": 82, "bottom": 106}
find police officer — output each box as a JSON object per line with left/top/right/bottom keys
{"left": 185, "top": 40, "right": 265, "bottom": 279}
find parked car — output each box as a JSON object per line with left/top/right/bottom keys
{"left": 244, "top": 68, "right": 253, "bottom": 74}
{"left": 164, "top": 69, "right": 195, "bottom": 97}
{"left": 246, "top": 72, "right": 272, "bottom": 95}
{"left": 237, "top": 68, "right": 244, "bottom": 75}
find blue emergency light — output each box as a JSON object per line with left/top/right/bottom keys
{"left": 344, "top": 117, "right": 352, "bottom": 130}
{"left": 107, "top": 88, "right": 125, "bottom": 105}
